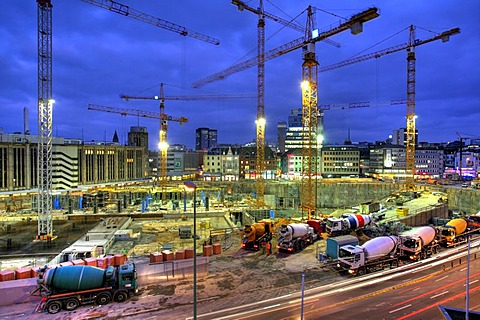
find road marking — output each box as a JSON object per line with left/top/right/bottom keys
{"left": 389, "top": 304, "right": 412, "bottom": 313}
{"left": 435, "top": 275, "right": 449, "bottom": 282}
{"left": 464, "top": 280, "right": 479, "bottom": 286}
{"left": 375, "top": 302, "right": 386, "bottom": 307}
{"left": 412, "top": 287, "right": 421, "bottom": 292}
{"left": 430, "top": 291, "right": 449, "bottom": 299}
{"left": 460, "top": 267, "right": 467, "bottom": 271}
{"left": 263, "top": 304, "right": 281, "bottom": 310}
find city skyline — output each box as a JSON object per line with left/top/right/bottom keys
{"left": 1, "top": 1, "right": 478, "bottom": 150}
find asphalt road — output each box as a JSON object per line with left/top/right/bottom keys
{"left": 192, "top": 241, "right": 480, "bottom": 320}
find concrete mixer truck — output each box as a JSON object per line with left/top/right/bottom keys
{"left": 277, "top": 223, "right": 318, "bottom": 253}
{"left": 439, "top": 218, "right": 480, "bottom": 247}
{"left": 398, "top": 226, "right": 440, "bottom": 261}
{"left": 35, "top": 263, "right": 138, "bottom": 314}
{"left": 337, "top": 236, "right": 399, "bottom": 276}
{"left": 325, "top": 214, "right": 372, "bottom": 236}
{"left": 241, "top": 221, "right": 273, "bottom": 251}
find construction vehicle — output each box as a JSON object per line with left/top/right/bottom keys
{"left": 277, "top": 223, "right": 318, "bottom": 253}
{"left": 241, "top": 218, "right": 290, "bottom": 251}
{"left": 398, "top": 226, "right": 440, "bottom": 261}
{"left": 35, "top": 263, "right": 138, "bottom": 314}
{"left": 241, "top": 221, "right": 273, "bottom": 251}
{"left": 325, "top": 214, "right": 372, "bottom": 236}
{"left": 337, "top": 236, "right": 400, "bottom": 276}
{"left": 439, "top": 218, "right": 480, "bottom": 247}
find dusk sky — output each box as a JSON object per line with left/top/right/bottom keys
{"left": 1, "top": 1, "right": 478, "bottom": 150}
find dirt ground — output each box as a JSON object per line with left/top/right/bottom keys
{"left": 0, "top": 215, "right": 340, "bottom": 320}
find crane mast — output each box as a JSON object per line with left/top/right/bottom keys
{"left": 35, "top": 0, "right": 219, "bottom": 240}
{"left": 319, "top": 26, "right": 460, "bottom": 190}
{"left": 37, "top": 0, "right": 53, "bottom": 240}
{"left": 405, "top": 26, "right": 416, "bottom": 190}
{"left": 87, "top": 102, "right": 188, "bottom": 202}
{"left": 300, "top": 6, "right": 319, "bottom": 220}
{"left": 256, "top": 0, "right": 266, "bottom": 206}
{"left": 121, "top": 84, "right": 254, "bottom": 200}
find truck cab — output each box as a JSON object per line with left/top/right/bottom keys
{"left": 117, "top": 263, "right": 138, "bottom": 294}
{"left": 398, "top": 235, "right": 422, "bottom": 260}
{"left": 337, "top": 245, "right": 365, "bottom": 274}
{"left": 440, "top": 227, "right": 457, "bottom": 246}
{"left": 325, "top": 218, "right": 342, "bottom": 235}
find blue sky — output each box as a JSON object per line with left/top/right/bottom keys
{"left": 1, "top": 1, "right": 478, "bottom": 150}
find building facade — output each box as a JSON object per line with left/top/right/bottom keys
{"left": 195, "top": 127, "right": 217, "bottom": 151}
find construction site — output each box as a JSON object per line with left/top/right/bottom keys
{"left": 0, "top": 0, "right": 479, "bottom": 319}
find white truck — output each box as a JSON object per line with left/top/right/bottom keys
{"left": 337, "top": 236, "right": 399, "bottom": 276}
{"left": 325, "top": 214, "right": 372, "bottom": 236}
{"left": 398, "top": 226, "right": 440, "bottom": 261}
{"left": 277, "top": 223, "right": 317, "bottom": 253}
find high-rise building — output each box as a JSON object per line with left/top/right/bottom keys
{"left": 128, "top": 126, "right": 148, "bottom": 149}
{"left": 195, "top": 127, "right": 217, "bottom": 151}
{"left": 392, "top": 128, "right": 418, "bottom": 147}
{"left": 285, "top": 109, "right": 304, "bottom": 151}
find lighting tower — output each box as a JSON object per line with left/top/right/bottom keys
{"left": 37, "top": 0, "right": 53, "bottom": 239}
{"left": 319, "top": 25, "right": 460, "bottom": 191}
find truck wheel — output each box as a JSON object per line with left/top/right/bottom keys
{"left": 46, "top": 301, "right": 62, "bottom": 314}
{"left": 391, "top": 260, "right": 398, "bottom": 268}
{"left": 64, "top": 298, "right": 80, "bottom": 311}
{"left": 357, "top": 268, "right": 365, "bottom": 276}
{"left": 96, "top": 292, "right": 112, "bottom": 305}
{"left": 114, "top": 291, "right": 128, "bottom": 302}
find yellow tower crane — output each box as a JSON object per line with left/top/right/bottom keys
{"left": 120, "top": 84, "right": 255, "bottom": 201}
{"left": 319, "top": 25, "right": 460, "bottom": 191}
{"left": 193, "top": 6, "right": 379, "bottom": 215}
{"left": 36, "top": 0, "right": 219, "bottom": 240}
{"left": 87, "top": 103, "right": 187, "bottom": 202}
{"left": 230, "top": 0, "right": 340, "bottom": 207}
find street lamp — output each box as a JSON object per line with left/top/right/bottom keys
{"left": 183, "top": 180, "right": 197, "bottom": 319}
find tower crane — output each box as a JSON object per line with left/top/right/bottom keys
{"left": 121, "top": 83, "right": 255, "bottom": 201}
{"left": 230, "top": 0, "right": 339, "bottom": 207}
{"left": 319, "top": 25, "right": 460, "bottom": 191}
{"left": 194, "top": 5, "right": 379, "bottom": 217}
{"left": 87, "top": 103, "right": 187, "bottom": 202}
{"left": 36, "top": 0, "right": 220, "bottom": 239}
{"left": 79, "top": 0, "right": 220, "bottom": 45}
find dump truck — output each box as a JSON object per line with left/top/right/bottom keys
{"left": 35, "top": 263, "right": 138, "bottom": 314}
{"left": 325, "top": 214, "right": 372, "bottom": 236}
{"left": 277, "top": 223, "right": 318, "bottom": 253}
{"left": 398, "top": 226, "right": 440, "bottom": 261}
{"left": 241, "top": 221, "right": 273, "bottom": 251}
{"left": 337, "top": 236, "right": 399, "bottom": 276}
{"left": 439, "top": 218, "right": 480, "bottom": 247}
